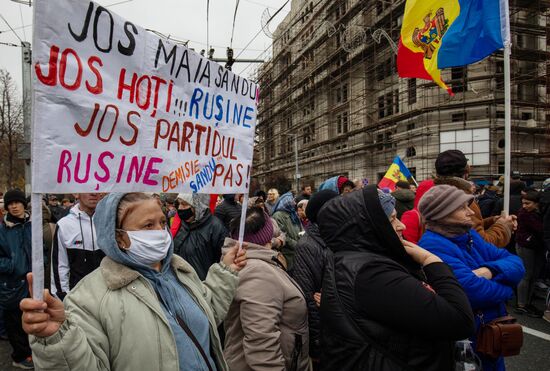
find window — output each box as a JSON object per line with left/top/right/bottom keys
{"left": 376, "top": 133, "right": 384, "bottom": 150}
{"left": 452, "top": 112, "right": 467, "bottom": 122}
{"left": 406, "top": 146, "right": 416, "bottom": 157}
{"left": 521, "top": 112, "right": 533, "bottom": 120}
{"left": 394, "top": 89, "right": 400, "bottom": 114}
{"left": 336, "top": 111, "right": 349, "bottom": 134}
{"left": 496, "top": 111, "right": 505, "bottom": 119}
{"left": 451, "top": 67, "right": 467, "bottom": 93}
{"left": 375, "top": 55, "right": 396, "bottom": 81}
{"left": 407, "top": 122, "right": 416, "bottom": 131}
{"left": 517, "top": 83, "right": 537, "bottom": 101}
{"left": 440, "top": 128, "right": 490, "bottom": 165}
{"left": 408, "top": 79, "right": 417, "bottom": 105}
{"left": 335, "top": 83, "right": 349, "bottom": 104}
{"left": 378, "top": 91, "right": 399, "bottom": 118}
{"left": 384, "top": 131, "right": 393, "bottom": 149}
{"left": 303, "top": 123, "right": 315, "bottom": 144}
{"left": 378, "top": 96, "right": 385, "bottom": 118}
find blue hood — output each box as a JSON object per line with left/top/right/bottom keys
{"left": 318, "top": 176, "right": 339, "bottom": 193}
{"left": 94, "top": 193, "right": 174, "bottom": 272}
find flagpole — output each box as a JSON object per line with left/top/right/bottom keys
{"left": 503, "top": 41, "right": 511, "bottom": 216}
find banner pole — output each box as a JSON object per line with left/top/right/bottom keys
{"left": 410, "top": 175, "right": 419, "bottom": 187}
{"left": 30, "top": 2, "right": 44, "bottom": 300}
{"left": 31, "top": 194, "right": 44, "bottom": 300}
{"left": 503, "top": 42, "right": 511, "bottom": 216}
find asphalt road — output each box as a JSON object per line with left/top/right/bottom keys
{"left": 1, "top": 297, "right": 549, "bottom": 370}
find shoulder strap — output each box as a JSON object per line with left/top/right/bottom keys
{"left": 327, "top": 256, "right": 417, "bottom": 371}
{"left": 175, "top": 315, "right": 214, "bottom": 371}
{"left": 154, "top": 290, "right": 214, "bottom": 371}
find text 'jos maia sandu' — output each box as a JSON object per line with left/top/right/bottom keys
{"left": 65, "top": 1, "right": 257, "bottom": 99}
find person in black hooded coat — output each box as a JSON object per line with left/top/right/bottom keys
{"left": 214, "top": 194, "right": 242, "bottom": 230}
{"left": 173, "top": 193, "right": 227, "bottom": 280}
{"left": 318, "top": 185, "right": 475, "bottom": 371}
{"left": 289, "top": 190, "right": 338, "bottom": 366}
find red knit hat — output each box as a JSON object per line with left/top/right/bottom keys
{"left": 337, "top": 176, "right": 350, "bottom": 192}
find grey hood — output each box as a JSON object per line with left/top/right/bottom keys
{"left": 94, "top": 193, "right": 174, "bottom": 272}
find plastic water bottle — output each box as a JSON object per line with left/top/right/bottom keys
{"left": 454, "top": 340, "right": 482, "bottom": 371}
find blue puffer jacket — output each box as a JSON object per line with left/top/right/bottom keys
{"left": 0, "top": 215, "right": 32, "bottom": 308}
{"left": 419, "top": 229, "right": 525, "bottom": 371}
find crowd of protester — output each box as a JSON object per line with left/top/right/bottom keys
{"left": 0, "top": 149, "right": 549, "bottom": 370}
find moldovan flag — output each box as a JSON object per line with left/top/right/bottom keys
{"left": 397, "top": 0, "right": 510, "bottom": 94}
{"left": 378, "top": 157, "right": 413, "bottom": 192}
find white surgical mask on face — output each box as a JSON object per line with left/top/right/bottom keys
{"left": 124, "top": 229, "right": 172, "bottom": 266}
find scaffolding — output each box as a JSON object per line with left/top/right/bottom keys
{"left": 253, "top": 0, "right": 550, "bottom": 189}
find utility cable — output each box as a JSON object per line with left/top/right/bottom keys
{"left": 230, "top": 0, "right": 240, "bottom": 48}
{"left": 234, "top": 0, "right": 290, "bottom": 60}
{"left": 206, "top": 0, "right": 210, "bottom": 50}
{"left": 0, "top": 13, "right": 23, "bottom": 42}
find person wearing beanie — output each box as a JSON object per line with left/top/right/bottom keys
{"left": 392, "top": 180, "right": 415, "bottom": 219}
{"left": 214, "top": 194, "right": 243, "bottom": 230}
{"left": 418, "top": 185, "right": 525, "bottom": 371}
{"left": 317, "top": 185, "right": 475, "bottom": 371}
{"left": 173, "top": 193, "right": 228, "bottom": 280}
{"left": 401, "top": 179, "right": 435, "bottom": 243}
{"left": 289, "top": 189, "right": 338, "bottom": 366}
{"left": 272, "top": 191, "right": 303, "bottom": 269}
{"left": 0, "top": 189, "right": 34, "bottom": 368}
{"left": 223, "top": 207, "right": 310, "bottom": 371}
{"left": 434, "top": 149, "right": 516, "bottom": 248}
{"left": 515, "top": 190, "right": 544, "bottom": 318}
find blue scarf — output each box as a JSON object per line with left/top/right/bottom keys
{"left": 273, "top": 191, "right": 300, "bottom": 225}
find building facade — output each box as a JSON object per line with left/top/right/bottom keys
{"left": 254, "top": 0, "right": 550, "bottom": 190}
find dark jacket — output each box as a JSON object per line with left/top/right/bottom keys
{"left": 289, "top": 223, "right": 327, "bottom": 359}
{"left": 173, "top": 213, "right": 227, "bottom": 281}
{"left": 318, "top": 186, "right": 475, "bottom": 371}
{"left": 477, "top": 191, "right": 499, "bottom": 219}
{"left": 214, "top": 197, "right": 242, "bottom": 230}
{"left": 391, "top": 189, "right": 415, "bottom": 219}
{"left": 516, "top": 208, "right": 544, "bottom": 249}
{"left": 0, "top": 214, "right": 32, "bottom": 308}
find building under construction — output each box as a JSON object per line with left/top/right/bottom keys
{"left": 253, "top": 0, "right": 550, "bottom": 190}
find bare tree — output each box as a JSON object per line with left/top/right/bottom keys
{"left": 0, "top": 69, "right": 25, "bottom": 190}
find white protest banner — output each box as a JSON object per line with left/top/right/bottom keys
{"left": 32, "top": 0, "right": 258, "bottom": 195}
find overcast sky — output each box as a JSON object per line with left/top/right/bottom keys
{"left": 0, "top": 0, "right": 290, "bottom": 96}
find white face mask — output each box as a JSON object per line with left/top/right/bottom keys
{"left": 123, "top": 229, "right": 172, "bottom": 266}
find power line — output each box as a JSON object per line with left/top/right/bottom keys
{"left": 206, "top": 0, "right": 210, "bottom": 50}
{"left": 230, "top": 0, "right": 240, "bottom": 48}
{"left": 0, "top": 13, "right": 23, "bottom": 42}
{"left": 234, "top": 0, "right": 290, "bottom": 60}
{"left": 0, "top": 41, "right": 20, "bottom": 47}
{"left": 18, "top": 4, "right": 26, "bottom": 41}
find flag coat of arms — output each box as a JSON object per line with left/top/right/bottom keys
{"left": 378, "top": 157, "right": 413, "bottom": 191}
{"left": 397, "top": 0, "right": 510, "bottom": 94}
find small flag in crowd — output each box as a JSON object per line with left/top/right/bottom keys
{"left": 378, "top": 156, "right": 413, "bottom": 191}
{"left": 397, "top": 0, "right": 510, "bottom": 94}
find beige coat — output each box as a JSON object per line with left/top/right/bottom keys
{"left": 223, "top": 239, "right": 310, "bottom": 371}
{"left": 30, "top": 255, "right": 238, "bottom": 370}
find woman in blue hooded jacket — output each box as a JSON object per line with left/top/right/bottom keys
{"left": 418, "top": 185, "right": 525, "bottom": 371}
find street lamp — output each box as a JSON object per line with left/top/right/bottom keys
{"left": 283, "top": 133, "right": 300, "bottom": 192}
